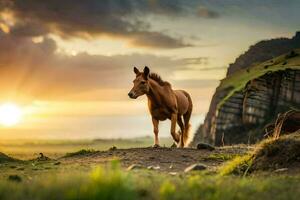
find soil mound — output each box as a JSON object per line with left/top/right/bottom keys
{"left": 221, "top": 132, "right": 300, "bottom": 175}
{"left": 251, "top": 132, "right": 300, "bottom": 171}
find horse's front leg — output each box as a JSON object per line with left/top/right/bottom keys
{"left": 170, "top": 113, "right": 180, "bottom": 144}
{"left": 152, "top": 117, "right": 160, "bottom": 147}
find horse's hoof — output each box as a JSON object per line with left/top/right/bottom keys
{"left": 152, "top": 144, "right": 160, "bottom": 148}
{"left": 170, "top": 143, "right": 177, "bottom": 148}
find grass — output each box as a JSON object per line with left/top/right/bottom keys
{"left": 0, "top": 161, "right": 300, "bottom": 200}
{"left": 203, "top": 153, "right": 239, "bottom": 161}
{"left": 0, "top": 136, "right": 299, "bottom": 199}
{"left": 0, "top": 152, "right": 19, "bottom": 163}
{"left": 216, "top": 49, "right": 300, "bottom": 109}
{"left": 219, "top": 155, "right": 253, "bottom": 176}
{"left": 64, "top": 149, "right": 98, "bottom": 158}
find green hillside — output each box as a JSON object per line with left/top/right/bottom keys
{"left": 217, "top": 49, "right": 300, "bottom": 109}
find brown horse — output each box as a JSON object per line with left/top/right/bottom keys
{"left": 128, "top": 66, "right": 193, "bottom": 147}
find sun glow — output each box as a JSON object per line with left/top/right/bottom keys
{"left": 0, "top": 103, "right": 22, "bottom": 127}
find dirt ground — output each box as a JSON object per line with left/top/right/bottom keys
{"left": 60, "top": 146, "right": 251, "bottom": 173}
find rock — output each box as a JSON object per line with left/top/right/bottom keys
{"left": 169, "top": 165, "right": 173, "bottom": 169}
{"left": 197, "top": 143, "right": 215, "bottom": 151}
{"left": 8, "top": 175, "right": 22, "bottom": 182}
{"left": 147, "top": 165, "right": 160, "bottom": 170}
{"left": 37, "top": 153, "right": 51, "bottom": 161}
{"left": 274, "top": 168, "right": 288, "bottom": 173}
{"left": 127, "top": 164, "right": 143, "bottom": 171}
{"left": 184, "top": 163, "right": 207, "bottom": 173}
{"left": 53, "top": 161, "right": 61, "bottom": 165}
{"left": 169, "top": 172, "right": 177, "bottom": 176}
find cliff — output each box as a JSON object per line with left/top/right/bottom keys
{"left": 192, "top": 33, "right": 300, "bottom": 146}
{"left": 227, "top": 31, "right": 300, "bottom": 75}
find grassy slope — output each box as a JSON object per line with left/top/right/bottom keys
{"left": 217, "top": 49, "right": 300, "bottom": 109}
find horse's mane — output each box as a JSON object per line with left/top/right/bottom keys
{"left": 149, "top": 73, "right": 170, "bottom": 86}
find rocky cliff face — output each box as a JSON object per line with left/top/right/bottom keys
{"left": 192, "top": 32, "right": 300, "bottom": 146}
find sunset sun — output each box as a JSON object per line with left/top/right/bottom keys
{"left": 0, "top": 103, "right": 22, "bottom": 127}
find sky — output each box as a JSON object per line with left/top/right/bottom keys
{"left": 0, "top": 0, "right": 299, "bottom": 139}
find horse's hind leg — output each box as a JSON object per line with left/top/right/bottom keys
{"left": 183, "top": 109, "right": 192, "bottom": 145}
{"left": 177, "top": 115, "right": 185, "bottom": 148}
{"left": 170, "top": 113, "right": 180, "bottom": 144}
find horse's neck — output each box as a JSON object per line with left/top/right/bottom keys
{"left": 147, "top": 80, "right": 164, "bottom": 107}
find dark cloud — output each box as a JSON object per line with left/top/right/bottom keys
{"left": 0, "top": 0, "right": 193, "bottom": 49}
{"left": 130, "top": 31, "right": 191, "bottom": 49}
{"left": 197, "top": 6, "right": 220, "bottom": 18}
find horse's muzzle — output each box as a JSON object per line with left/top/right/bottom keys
{"left": 128, "top": 92, "right": 137, "bottom": 99}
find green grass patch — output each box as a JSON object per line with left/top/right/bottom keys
{"left": 219, "top": 155, "right": 253, "bottom": 176}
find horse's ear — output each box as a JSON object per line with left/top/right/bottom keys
{"left": 143, "top": 66, "right": 150, "bottom": 78}
{"left": 133, "top": 67, "right": 140, "bottom": 74}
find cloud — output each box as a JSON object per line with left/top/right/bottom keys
{"left": 130, "top": 31, "right": 191, "bottom": 49}
{"left": 0, "top": 0, "right": 194, "bottom": 49}
{"left": 182, "top": 57, "right": 209, "bottom": 65}
{"left": 197, "top": 6, "right": 220, "bottom": 18}
{"left": 0, "top": 31, "right": 197, "bottom": 101}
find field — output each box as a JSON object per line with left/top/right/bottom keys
{"left": 0, "top": 137, "right": 300, "bottom": 200}
{"left": 0, "top": 137, "right": 174, "bottom": 159}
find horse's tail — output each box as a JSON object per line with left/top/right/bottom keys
{"left": 183, "top": 91, "right": 193, "bottom": 146}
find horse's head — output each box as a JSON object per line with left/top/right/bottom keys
{"left": 128, "top": 66, "right": 150, "bottom": 99}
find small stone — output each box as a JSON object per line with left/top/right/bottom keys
{"left": 274, "top": 168, "right": 288, "bottom": 173}
{"left": 53, "top": 161, "right": 61, "bottom": 165}
{"left": 169, "top": 165, "right": 173, "bottom": 169}
{"left": 184, "top": 163, "right": 207, "bottom": 173}
{"left": 197, "top": 143, "right": 215, "bottom": 151}
{"left": 37, "top": 153, "right": 51, "bottom": 161}
{"left": 169, "top": 172, "right": 177, "bottom": 176}
{"left": 147, "top": 165, "right": 160, "bottom": 170}
{"left": 8, "top": 175, "right": 22, "bottom": 182}
{"left": 127, "top": 164, "right": 143, "bottom": 171}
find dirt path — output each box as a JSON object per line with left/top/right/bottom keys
{"left": 61, "top": 146, "right": 250, "bottom": 172}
